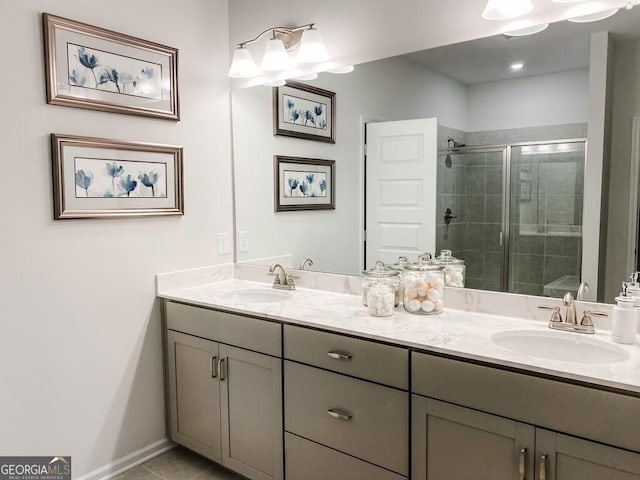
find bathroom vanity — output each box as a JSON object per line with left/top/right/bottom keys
{"left": 158, "top": 267, "right": 640, "bottom": 480}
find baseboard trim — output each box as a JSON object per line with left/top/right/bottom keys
{"left": 76, "top": 438, "right": 176, "bottom": 480}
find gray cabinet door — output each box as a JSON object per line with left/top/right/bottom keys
{"left": 412, "top": 395, "right": 535, "bottom": 480}
{"left": 536, "top": 429, "right": 640, "bottom": 480}
{"left": 220, "top": 344, "right": 283, "bottom": 480}
{"left": 167, "top": 330, "right": 221, "bottom": 462}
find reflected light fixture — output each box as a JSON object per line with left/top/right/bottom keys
{"left": 228, "top": 23, "right": 330, "bottom": 80}
{"left": 504, "top": 22, "right": 549, "bottom": 36}
{"left": 328, "top": 65, "right": 355, "bottom": 74}
{"left": 566, "top": 3, "right": 619, "bottom": 22}
{"left": 511, "top": 62, "right": 524, "bottom": 70}
{"left": 482, "top": 0, "right": 534, "bottom": 20}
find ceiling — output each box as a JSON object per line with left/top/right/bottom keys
{"left": 405, "top": 6, "right": 640, "bottom": 84}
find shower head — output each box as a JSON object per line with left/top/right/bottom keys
{"left": 447, "top": 136, "right": 466, "bottom": 149}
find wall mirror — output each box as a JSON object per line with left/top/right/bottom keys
{"left": 231, "top": 8, "right": 640, "bottom": 303}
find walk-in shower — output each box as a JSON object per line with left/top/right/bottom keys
{"left": 436, "top": 138, "right": 586, "bottom": 297}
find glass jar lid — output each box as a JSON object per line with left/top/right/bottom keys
{"left": 404, "top": 254, "right": 444, "bottom": 272}
{"left": 388, "top": 256, "right": 409, "bottom": 272}
{"left": 362, "top": 261, "right": 401, "bottom": 278}
{"left": 433, "top": 249, "right": 464, "bottom": 265}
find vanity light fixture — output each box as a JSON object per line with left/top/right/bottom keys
{"left": 228, "top": 23, "right": 330, "bottom": 79}
{"left": 510, "top": 62, "right": 524, "bottom": 70}
{"left": 293, "top": 72, "right": 319, "bottom": 81}
{"left": 482, "top": 0, "right": 534, "bottom": 20}
{"left": 566, "top": 2, "right": 619, "bottom": 22}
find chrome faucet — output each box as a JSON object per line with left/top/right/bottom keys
{"left": 576, "top": 281, "right": 589, "bottom": 301}
{"left": 563, "top": 292, "right": 577, "bottom": 326}
{"left": 299, "top": 258, "right": 314, "bottom": 270}
{"left": 538, "top": 290, "right": 607, "bottom": 334}
{"left": 268, "top": 263, "right": 297, "bottom": 290}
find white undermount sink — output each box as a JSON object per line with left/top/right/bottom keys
{"left": 491, "top": 330, "right": 630, "bottom": 364}
{"left": 218, "top": 288, "right": 292, "bottom": 304}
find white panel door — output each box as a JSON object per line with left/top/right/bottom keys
{"left": 366, "top": 118, "right": 437, "bottom": 268}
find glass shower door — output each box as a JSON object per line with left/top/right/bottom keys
{"left": 508, "top": 141, "right": 585, "bottom": 297}
{"left": 436, "top": 148, "right": 506, "bottom": 292}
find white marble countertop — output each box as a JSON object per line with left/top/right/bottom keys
{"left": 158, "top": 277, "right": 640, "bottom": 396}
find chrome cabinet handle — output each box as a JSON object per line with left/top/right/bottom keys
{"left": 539, "top": 454, "right": 547, "bottom": 480}
{"left": 327, "top": 408, "right": 353, "bottom": 420}
{"left": 218, "top": 358, "right": 226, "bottom": 381}
{"left": 326, "top": 351, "right": 353, "bottom": 360}
{"left": 518, "top": 448, "right": 527, "bottom": 480}
{"left": 210, "top": 355, "right": 218, "bottom": 378}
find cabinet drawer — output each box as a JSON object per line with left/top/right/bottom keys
{"left": 284, "top": 361, "right": 408, "bottom": 475}
{"left": 165, "top": 301, "right": 281, "bottom": 356}
{"left": 283, "top": 324, "right": 408, "bottom": 389}
{"left": 285, "top": 432, "right": 406, "bottom": 480}
{"left": 412, "top": 351, "right": 640, "bottom": 454}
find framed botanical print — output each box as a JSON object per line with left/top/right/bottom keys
{"left": 274, "top": 155, "right": 335, "bottom": 211}
{"left": 273, "top": 81, "right": 335, "bottom": 143}
{"left": 43, "top": 13, "right": 179, "bottom": 120}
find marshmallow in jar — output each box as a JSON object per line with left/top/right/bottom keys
{"left": 433, "top": 249, "right": 465, "bottom": 288}
{"left": 367, "top": 281, "right": 395, "bottom": 317}
{"left": 361, "top": 261, "right": 401, "bottom": 307}
{"left": 402, "top": 256, "right": 445, "bottom": 315}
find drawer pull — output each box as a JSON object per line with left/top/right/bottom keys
{"left": 210, "top": 355, "right": 218, "bottom": 378}
{"left": 326, "top": 351, "right": 353, "bottom": 360}
{"left": 218, "top": 358, "right": 226, "bottom": 381}
{"left": 518, "top": 448, "right": 526, "bottom": 480}
{"left": 327, "top": 408, "right": 353, "bottom": 420}
{"left": 539, "top": 454, "right": 547, "bottom": 480}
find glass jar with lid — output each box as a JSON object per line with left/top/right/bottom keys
{"left": 402, "top": 255, "right": 445, "bottom": 314}
{"left": 366, "top": 280, "right": 395, "bottom": 317}
{"left": 433, "top": 249, "right": 465, "bottom": 288}
{"left": 361, "top": 261, "right": 401, "bottom": 307}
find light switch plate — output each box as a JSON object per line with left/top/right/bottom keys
{"left": 238, "top": 231, "right": 249, "bottom": 253}
{"left": 217, "top": 232, "right": 231, "bottom": 255}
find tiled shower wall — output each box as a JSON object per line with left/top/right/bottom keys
{"left": 436, "top": 123, "right": 586, "bottom": 296}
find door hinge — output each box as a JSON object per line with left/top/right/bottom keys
{"left": 363, "top": 230, "right": 367, "bottom": 241}
{"left": 363, "top": 143, "right": 367, "bottom": 156}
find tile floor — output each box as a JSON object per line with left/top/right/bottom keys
{"left": 114, "top": 446, "right": 245, "bottom": 480}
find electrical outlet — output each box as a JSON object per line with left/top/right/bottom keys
{"left": 217, "top": 232, "right": 231, "bottom": 255}
{"left": 238, "top": 231, "right": 249, "bottom": 253}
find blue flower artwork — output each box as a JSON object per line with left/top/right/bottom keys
{"left": 283, "top": 170, "right": 328, "bottom": 198}
{"left": 282, "top": 94, "right": 328, "bottom": 131}
{"left": 67, "top": 43, "right": 162, "bottom": 100}
{"left": 74, "top": 157, "right": 167, "bottom": 199}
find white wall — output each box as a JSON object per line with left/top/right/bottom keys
{"left": 467, "top": 68, "right": 589, "bottom": 132}
{"left": 0, "top": 0, "right": 232, "bottom": 477}
{"left": 233, "top": 56, "right": 467, "bottom": 274}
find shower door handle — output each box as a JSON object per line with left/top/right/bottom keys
{"left": 499, "top": 232, "right": 503, "bottom": 246}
